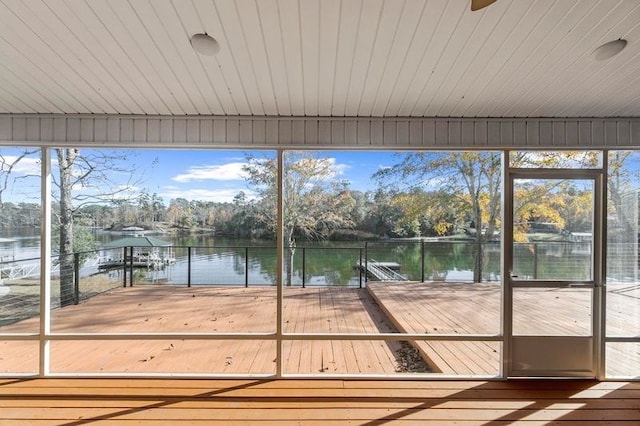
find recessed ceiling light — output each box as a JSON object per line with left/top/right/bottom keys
{"left": 592, "top": 39, "right": 627, "bottom": 61}
{"left": 190, "top": 33, "right": 220, "bottom": 56}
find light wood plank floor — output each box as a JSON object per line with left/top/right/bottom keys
{"left": 0, "top": 378, "right": 639, "bottom": 425}
{"left": 368, "top": 282, "right": 501, "bottom": 375}
{"left": 2, "top": 283, "right": 639, "bottom": 376}
{"left": 0, "top": 286, "right": 406, "bottom": 375}
{"left": 367, "top": 281, "right": 640, "bottom": 376}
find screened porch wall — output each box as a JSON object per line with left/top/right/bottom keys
{"left": 3, "top": 115, "right": 640, "bottom": 379}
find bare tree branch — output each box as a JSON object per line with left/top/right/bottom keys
{"left": 0, "top": 148, "right": 39, "bottom": 204}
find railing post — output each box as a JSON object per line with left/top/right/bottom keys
{"left": 302, "top": 247, "right": 306, "bottom": 288}
{"left": 533, "top": 243, "right": 538, "bottom": 280}
{"left": 129, "top": 246, "right": 134, "bottom": 287}
{"left": 187, "top": 246, "right": 192, "bottom": 288}
{"left": 122, "top": 247, "right": 127, "bottom": 288}
{"left": 359, "top": 247, "right": 363, "bottom": 288}
{"left": 73, "top": 252, "right": 80, "bottom": 305}
{"left": 364, "top": 242, "right": 369, "bottom": 283}
{"left": 245, "top": 247, "right": 249, "bottom": 288}
{"left": 421, "top": 239, "right": 425, "bottom": 282}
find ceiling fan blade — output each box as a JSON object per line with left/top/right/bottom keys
{"left": 471, "top": 0, "right": 497, "bottom": 11}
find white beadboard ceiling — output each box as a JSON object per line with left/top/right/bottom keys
{"left": 0, "top": 0, "right": 639, "bottom": 118}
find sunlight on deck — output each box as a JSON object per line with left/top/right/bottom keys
{"left": 1, "top": 378, "right": 638, "bottom": 424}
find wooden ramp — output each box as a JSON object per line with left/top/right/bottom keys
{"left": 356, "top": 260, "right": 408, "bottom": 281}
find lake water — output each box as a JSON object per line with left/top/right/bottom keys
{"left": 114, "top": 236, "right": 504, "bottom": 286}
{"left": 0, "top": 228, "right": 41, "bottom": 262}
{"left": 0, "top": 228, "right": 604, "bottom": 286}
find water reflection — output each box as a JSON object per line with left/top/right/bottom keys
{"left": 0, "top": 229, "right": 606, "bottom": 286}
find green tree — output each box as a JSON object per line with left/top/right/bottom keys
{"left": 360, "top": 189, "right": 405, "bottom": 237}
{"left": 191, "top": 200, "right": 213, "bottom": 228}
{"left": 225, "top": 191, "right": 261, "bottom": 238}
{"left": 77, "top": 204, "right": 114, "bottom": 229}
{"left": 512, "top": 180, "right": 565, "bottom": 241}
{"left": 243, "top": 152, "right": 354, "bottom": 285}
{"left": 389, "top": 188, "right": 460, "bottom": 237}
{"left": 607, "top": 151, "right": 636, "bottom": 242}
{"left": 510, "top": 151, "right": 600, "bottom": 169}
{"left": 375, "top": 152, "right": 501, "bottom": 282}
{"left": 510, "top": 152, "right": 600, "bottom": 241}
{"left": 133, "top": 192, "right": 166, "bottom": 225}
{"left": 166, "top": 198, "right": 194, "bottom": 229}
{"left": 112, "top": 199, "right": 136, "bottom": 226}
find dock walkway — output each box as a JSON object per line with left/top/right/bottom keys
{"left": 356, "top": 260, "right": 408, "bottom": 281}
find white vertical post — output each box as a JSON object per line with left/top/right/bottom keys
{"left": 596, "top": 152, "right": 608, "bottom": 379}
{"left": 39, "top": 147, "right": 52, "bottom": 376}
{"left": 276, "top": 149, "right": 284, "bottom": 377}
{"left": 501, "top": 150, "right": 511, "bottom": 379}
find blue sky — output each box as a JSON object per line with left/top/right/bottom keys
{"left": 3, "top": 148, "right": 640, "bottom": 205}
{"left": 0, "top": 148, "right": 396, "bottom": 204}
{"left": 142, "top": 150, "right": 395, "bottom": 203}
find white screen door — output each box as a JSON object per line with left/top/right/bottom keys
{"left": 506, "top": 170, "right": 603, "bottom": 377}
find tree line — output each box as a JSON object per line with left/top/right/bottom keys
{"left": 0, "top": 148, "right": 635, "bottom": 300}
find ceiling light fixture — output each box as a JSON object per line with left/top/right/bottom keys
{"left": 190, "top": 33, "right": 220, "bottom": 56}
{"left": 592, "top": 39, "right": 627, "bottom": 61}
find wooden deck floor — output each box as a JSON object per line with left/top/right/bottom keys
{"left": 1, "top": 378, "right": 639, "bottom": 424}
{"left": 0, "top": 286, "right": 406, "bottom": 375}
{"left": 1, "top": 282, "right": 639, "bottom": 376}
{"left": 368, "top": 282, "right": 501, "bottom": 375}
{"left": 367, "top": 281, "right": 640, "bottom": 376}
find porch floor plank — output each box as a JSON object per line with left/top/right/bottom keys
{"left": 0, "top": 378, "right": 638, "bottom": 424}
{"left": 366, "top": 281, "right": 634, "bottom": 376}
{"left": 367, "top": 282, "right": 498, "bottom": 374}
{"left": 2, "top": 282, "right": 639, "bottom": 377}
{"left": 1, "top": 286, "right": 403, "bottom": 375}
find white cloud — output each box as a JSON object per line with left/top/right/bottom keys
{"left": 172, "top": 162, "right": 248, "bottom": 183}
{"left": 330, "top": 159, "right": 350, "bottom": 176}
{"left": 172, "top": 157, "right": 351, "bottom": 185}
{"left": 0, "top": 156, "right": 40, "bottom": 175}
{"left": 160, "top": 187, "right": 257, "bottom": 203}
